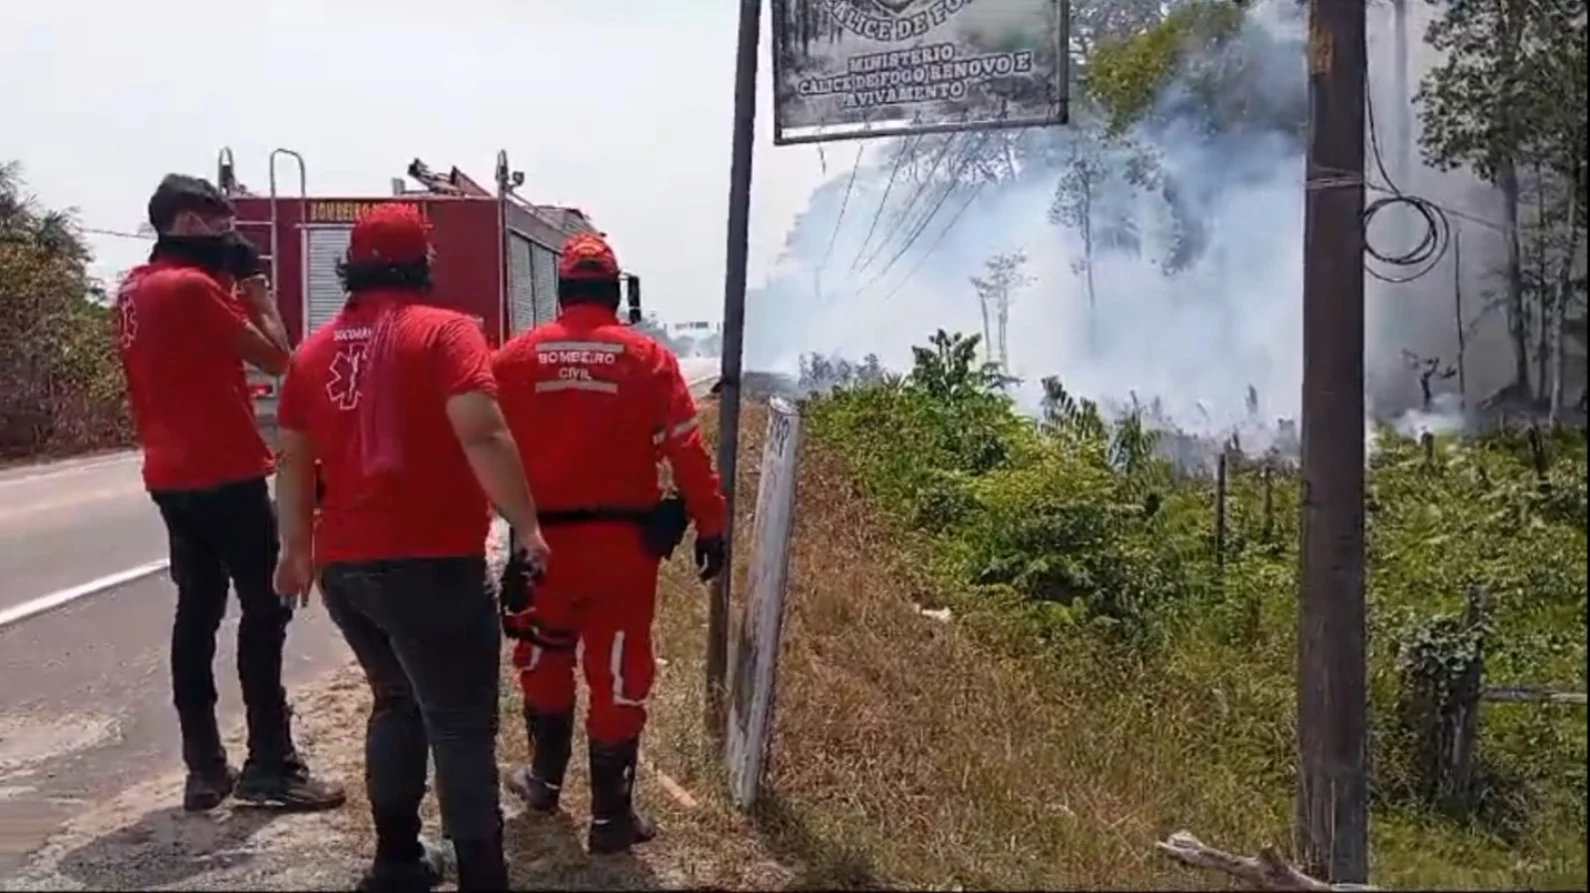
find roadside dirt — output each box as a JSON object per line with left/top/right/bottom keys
{"left": 2, "top": 519, "right": 797, "bottom": 892}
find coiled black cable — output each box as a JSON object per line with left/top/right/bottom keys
{"left": 1363, "top": 88, "right": 1452, "bottom": 284}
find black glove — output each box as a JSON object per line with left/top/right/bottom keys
{"left": 498, "top": 545, "right": 541, "bottom": 615}
{"left": 694, "top": 535, "right": 726, "bottom": 582}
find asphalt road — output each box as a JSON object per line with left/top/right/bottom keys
{"left": 0, "top": 358, "right": 723, "bottom": 881}
{"left": 0, "top": 451, "right": 351, "bottom": 879}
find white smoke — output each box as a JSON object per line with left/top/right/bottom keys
{"left": 743, "top": 0, "right": 1515, "bottom": 439}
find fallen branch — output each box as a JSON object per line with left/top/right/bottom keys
{"left": 1482, "top": 686, "right": 1587, "bottom": 705}
{"left": 1156, "top": 831, "right": 1378, "bottom": 891}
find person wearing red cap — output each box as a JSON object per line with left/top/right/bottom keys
{"left": 493, "top": 231, "right": 727, "bottom": 855}
{"left": 116, "top": 173, "right": 345, "bottom": 814}
{"left": 273, "top": 202, "right": 551, "bottom": 891}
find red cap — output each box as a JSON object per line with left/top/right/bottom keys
{"left": 558, "top": 232, "right": 620, "bottom": 281}
{"left": 348, "top": 203, "right": 431, "bottom": 264}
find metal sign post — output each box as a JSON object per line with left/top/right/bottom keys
{"left": 708, "top": 0, "right": 764, "bottom": 745}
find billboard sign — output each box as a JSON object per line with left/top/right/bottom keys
{"left": 725, "top": 397, "right": 803, "bottom": 810}
{"left": 770, "top": 0, "right": 1070, "bottom": 145}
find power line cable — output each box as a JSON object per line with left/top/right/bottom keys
{"left": 854, "top": 132, "right": 962, "bottom": 275}
{"left": 848, "top": 132, "right": 922, "bottom": 272}
{"left": 876, "top": 177, "right": 991, "bottom": 306}
{"left": 814, "top": 143, "right": 866, "bottom": 303}
{"left": 1314, "top": 164, "right": 1557, "bottom": 237}
{"left": 1361, "top": 87, "right": 1451, "bottom": 284}
{"left": 1, "top": 225, "right": 153, "bottom": 250}
{"left": 81, "top": 226, "right": 155, "bottom": 241}
{"left": 853, "top": 132, "right": 993, "bottom": 300}
{"left": 817, "top": 143, "right": 865, "bottom": 275}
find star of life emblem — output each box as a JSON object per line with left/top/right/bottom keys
{"left": 326, "top": 344, "right": 367, "bottom": 411}
{"left": 116, "top": 298, "right": 138, "bottom": 350}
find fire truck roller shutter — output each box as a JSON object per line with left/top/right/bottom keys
{"left": 529, "top": 241, "right": 559, "bottom": 326}
{"left": 305, "top": 226, "right": 353, "bottom": 336}
{"left": 507, "top": 231, "right": 537, "bottom": 336}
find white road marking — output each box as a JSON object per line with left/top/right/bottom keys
{"left": 0, "top": 485, "right": 146, "bottom": 524}
{"left": 0, "top": 378, "right": 717, "bottom": 632}
{"left": 0, "top": 452, "right": 139, "bottom": 489}
{"left": 0, "top": 560, "right": 170, "bottom": 630}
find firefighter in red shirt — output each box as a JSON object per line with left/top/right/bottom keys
{"left": 493, "top": 232, "right": 726, "bottom": 855}
{"left": 273, "top": 203, "right": 550, "bottom": 891}
{"left": 116, "top": 173, "right": 344, "bottom": 814}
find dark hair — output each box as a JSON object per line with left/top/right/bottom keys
{"left": 557, "top": 277, "right": 621, "bottom": 307}
{"left": 147, "top": 174, "right": 233, "bottom": 233}
{"left": 337, "top": 258, "right": 433, "bottom": 293}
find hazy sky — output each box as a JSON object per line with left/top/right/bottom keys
{"left": 1, "top": 0, "right": 830, "bottom": 323}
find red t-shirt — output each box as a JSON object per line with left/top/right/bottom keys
{"left": 115, "top": 260, "right": 274, "bottom": 491}
{"left": 277, "top": 293, "right": 496, "bottom": 564}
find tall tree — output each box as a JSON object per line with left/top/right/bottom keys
{"left": 0, "top": 162, "right": 125, "bottom": 456}
{"left": 1417, "top": 0, "right": 1590, "bottom": 402}
{"left": 970, "top": 250, "right": 1035, "bottom": 374}
{"left": 1048, "top": 132, "right": 1160, "bottom": 353}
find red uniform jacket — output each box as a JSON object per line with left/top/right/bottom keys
{"left": 493, "top": 304, "right": 726, "bottom": 538}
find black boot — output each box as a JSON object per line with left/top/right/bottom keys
{"left": 236, "top": 750, "right": 348, "bottom": 811}
{"left": 182, "top": 764, "right": 238, "bottom": 812}
{"left": 236, "top": 705, "right": 347, "bottom": 812}
{"left": 453, "top": 812, "right": 509, "bottom": 892}
{"left": 507, "top": 709, "right": 574, "bottom": 813}
{"left": 357, "top": 808, "right": 444, "bottom": 892}
{"left": 586, "top": 737, "right": 657, "bottom": 855}
{"left": 178, "top": 709, "right": 235, "bottom": 811}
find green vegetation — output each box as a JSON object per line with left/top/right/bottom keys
{"left": 803, "top": 330, "right": 1587, "bottom": 887}
{"left": 1417, "top": 0, "right": 1588, "bottom": 404}
{"left": 0, "top": 162, "right": 128, "bottom": 459}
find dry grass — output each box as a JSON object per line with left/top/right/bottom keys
{"left": 633, "top": 400, "right": 1587, "bottom": 892}
{"left": 644, "top": 401, "right": 1243, "bottom": 890}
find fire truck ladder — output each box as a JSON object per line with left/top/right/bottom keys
{"left": 217, "top": 147, "right": 306, "bottom": 449}
{"left": 266, "top": 149, "right": 307, "bottom": 290}
{"left": 216, "top": 146, "right": 307, "bottom": 292}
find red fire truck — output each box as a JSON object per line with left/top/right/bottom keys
{"left": 216, "top": 147, "right": 641, "bottom": 443}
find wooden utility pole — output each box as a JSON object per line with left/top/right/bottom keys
{"left": 1297, "top": 0, "right": 1369, "bottom": 886}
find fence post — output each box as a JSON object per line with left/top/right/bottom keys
{"left": 1214, "top": 451, "right": 1228, "bottom": 577}
{"left": 1526, "top": 424, "right": 1550, "bottom": 488}
{"left": 1397, "top": 584, "right": 1488, "bottom": 810}
{"left": 1261, "top": 463, "right": 1275, "bottom": 544}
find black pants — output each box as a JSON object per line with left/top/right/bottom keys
{"left": 320, "top": 556, "right": 502, "bottom": 842}
{"left": 150, "top": 475, "right": 294, "bottom": 775}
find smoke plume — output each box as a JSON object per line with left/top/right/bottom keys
{"left": 743, "top": 0, "right": 1514, "bottom": 439}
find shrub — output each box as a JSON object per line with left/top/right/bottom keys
{"left": 807, "top": 328, "right": 1587, "bottom": 861}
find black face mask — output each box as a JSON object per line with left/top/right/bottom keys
{"left": 150, "top": 231, "right": 260, "bottom": 279}
{"left": 223, "top": 232, "right": 263, "bottom": 279}
{"left": 151, "top": 233, "right": 230, "bottom": 276}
